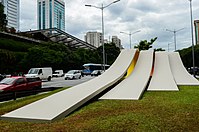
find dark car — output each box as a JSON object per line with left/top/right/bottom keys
{"left": 91, "top": 70, "right": 102, "bottom": 76}
{"left": 188, "top": 67, "right": 199, "bottom": 75}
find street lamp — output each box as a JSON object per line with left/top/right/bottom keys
{"left": 166, "top": 28, "right": 185, "bottom": 51}
{"left": 120, "top": 30, "right": 141, "bottom": 49}
{"left": 85, "top": 0, "right": 120, "bottom": 71}
{"left": 168, "top": 43, "right": 170, "bottom": 52}
{"left": 188, "top": 0, "right": 195, "bottom": 77}
{"left": 168, "top": 42, "right": 172, "bottom": 52}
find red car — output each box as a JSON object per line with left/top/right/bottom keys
{"left": 0, "top": 76, "right": 42, "bottom": 93}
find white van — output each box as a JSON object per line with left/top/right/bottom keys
{"left": 53, "top": 70, "right": 64, "bottom": 77}
{"left": 25, "top": 67, "right": 53, "bottom": 81}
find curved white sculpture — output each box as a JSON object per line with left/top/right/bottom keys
{"left": 147, "top": 52, "right": 179, "bottom": 91}
{"left": 169, "top": 52, "right": 199, "bottom": 85}
{"left": 100, "top": 50, "right": 154, "bottom": 100}
{"left": 1, "top": 49, "right": 136, "bottom": 122}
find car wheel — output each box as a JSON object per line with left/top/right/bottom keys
{"left": 79, "top": 76, "right": 81, "bottom": 79}
{"left": 48, "top": 76, "right": 51, "bottom": 81}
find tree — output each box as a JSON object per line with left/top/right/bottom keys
{"left": 0, "top": 49, "right": 17, "bottom": 73}
{"left": 0, "top": 3, "right": 7, "bottom": 31}
{"left": 154, "top": 48, "right": 165, "bottom": 51}
{"left": 179, "top": 44, "right": 199, "bottom": 69}
{"left": 134, "top": 37, "right": 157, "bottom": 51}
{"left": 97, "top": 42, "right": 120, "bottom": 65}
{"left": 21, "top": 46, "right": 69, "bottom": 71}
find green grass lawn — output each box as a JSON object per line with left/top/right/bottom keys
{"left": 0, "top": 86, "right": 199, "bottom": 132}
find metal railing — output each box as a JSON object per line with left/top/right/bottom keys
{"left": 0, "top": 87, "right": 62, "bottom": 102}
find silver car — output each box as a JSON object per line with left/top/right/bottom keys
{"left": 64, "top": 70, "right": 81, "bottom": 80}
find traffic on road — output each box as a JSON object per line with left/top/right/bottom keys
{"left": 42, "top": 75, "right": 94, "bottom": 88}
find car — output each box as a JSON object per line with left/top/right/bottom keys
{"left": 64, "top": 70, "right": 81, "bottom": 80}
{"left": 0, "top": 76, "right": 42, "bottom": 93}
{"left": 188, "top": 67, "right": 199, "bottom": 75}
{"left": 91, "top": 70, "right": 102, "bottom": 76}
{"left": 53, "top": 70, "right": 64, "bottom": 77}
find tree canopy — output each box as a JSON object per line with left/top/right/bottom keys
{"left": 0, "top": 37, "right": 121, "bottom": 74}
{"left": 134, "top": 37, "right": 157, "bottom": 51}
{"left": 179, "top": 44, "right": 199, "bottom": 69}
{"left": 97, "top": 42, "right": 121, "bottom": 65}
{"left": 0, "top": 3, "right": 7, "bottom": 31}
{"left": 154, "top": 48, "right": 165, "bottom": 51}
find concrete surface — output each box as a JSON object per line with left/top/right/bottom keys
{"left": 100, "top": 50, "right": 154, "bottom": 100}
{"left": 169, "top": 52, "right": 199, "bottom": 85}
{"left": 147, "top": 52, "right": 179, "bottom": 91}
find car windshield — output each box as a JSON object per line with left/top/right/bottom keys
{"left": 67, "top": 70, "right": 75, "bottom": 74}
{"left": 0, "top": 78, "right": 15, "bottom": 85}
{"left": 28, "top": 69, "right": 39, "bottom": 74}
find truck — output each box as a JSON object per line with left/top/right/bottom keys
{"left": 53, "top": 70, "right": 64, "bottom": 77}
{"left": 25, "top": 67, "right": 53, "bottom": 81}
{"left": 0, "top": 76, "right": 42, "bottom": 93}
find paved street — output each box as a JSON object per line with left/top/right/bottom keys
{"left": 42, "top": 76, "right": 95, "bottom": 88}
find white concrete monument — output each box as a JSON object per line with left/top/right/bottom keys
{"left": 169, "top": 52, "right": 199, "bottom": 85}
{"left": 100, "top": 50, "right": 154, "bottom": 100}
{"left": 147, "top": 52, "right": 179, "bottom": 91}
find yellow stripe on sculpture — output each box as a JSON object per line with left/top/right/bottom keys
{"left": 125, "top": 50, "right": 139, "bottom": 78}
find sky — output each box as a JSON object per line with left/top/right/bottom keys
{"left": 20, "top": 0, "right": 199, "bottom": 51}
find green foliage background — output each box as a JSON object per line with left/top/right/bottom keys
{"left": 178, "top": 44, "right": 199, "bottom": 68}
{"left": 0, "top": 37, "right": 120, "bottom": 74}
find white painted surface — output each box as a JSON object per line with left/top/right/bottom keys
{"left": 169, "top": 52, "right": 199, "bottom": 85}
{"left": 147, "top": 52, "right": 179, "bottom": 91}
{"left": 100, "top": 50, "right": 154, "bottom": 100}
{"left": 1, "top": 49, "right": 136, "bottom": 122}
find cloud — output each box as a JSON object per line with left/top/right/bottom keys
{"left": 19, "top": 0, "right": 199, "bottom": 50}
{"left": 20, "top": 0, "right": 37, "bottom": 31}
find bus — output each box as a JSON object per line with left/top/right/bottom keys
{"left": 82, "top": 63, "right": 110, "bottom": 75}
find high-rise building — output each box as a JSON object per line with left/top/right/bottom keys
{"left": 112, "top": 36, "right": 122, "bottom": 49}
{"left": 85, "top": 31, "right": 102, "bottom": 48}
{"left": 0, "top": 0, "right": 20, "bottom": 31}
{"left": 37, "top": 0, "right": 65, "bottom": 31}
{"left": 194, "top": 20, "right": 199, "bottom": 45}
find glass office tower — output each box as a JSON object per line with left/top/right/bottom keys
{"left": 37, "top": 0, "right": 65, "bottom": 31}
{"left": 0, "top": 0, "right": 20, "bottom": 31}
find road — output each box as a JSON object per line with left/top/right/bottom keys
{"left": 42, "top": 76, "right": 95, "bottom": 88}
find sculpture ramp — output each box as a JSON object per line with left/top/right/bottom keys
{"left": 100, "top": 50, "right": 154, "bottom": 100}
{"left": 147, "top": 52, "right": 179, "bottom": 91}
{"left": 1, "top": 49, "right": 136, "bottom": 122}
{"left": 169, "top": 52, "right": 199, "bottom": 85}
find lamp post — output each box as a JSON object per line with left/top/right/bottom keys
{"left": 188, "top": 0, "right": 195, "bottom": 77}
{"left": 167, "top": 42, "right": 174, "bottom": 52}
{"left": 166, "top": 28, "right": 185, "bottom": 51}
{"left": 85, "top": 0, "right": 120, "bottom": 71}
{"left": 168, "top": 43, "right": 171, "bottom": 52}
{"left": 120, "top": 30, "right": 141, "bottom": 49}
